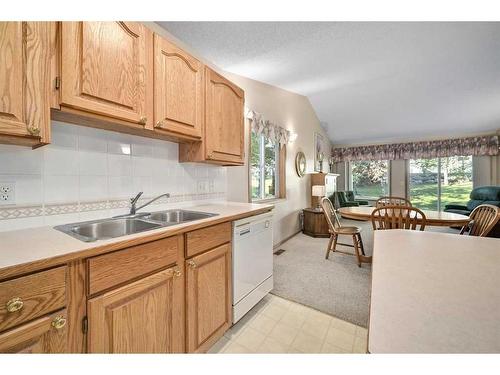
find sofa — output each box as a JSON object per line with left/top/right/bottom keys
{"left": 444, "top": 186, "right": 500, "bottom": 216}
{"left": 332, "top": 191, "right": 370, "bottom": 208}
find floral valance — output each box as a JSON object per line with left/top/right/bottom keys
{"left": 246, "top": 109, "right": 291, "bottom": 147}
{"left": 332, "top": 135, "right": 499, "bottom": 162}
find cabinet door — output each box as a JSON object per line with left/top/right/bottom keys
{"left": 88, "top": 267, "right": 184, "bottom": 353}
{"left": 0, "top": 310, "right": 68, "bottom": 353}
{"left": 186, "top": 243, "right": 232, "bottom": 353}
{"left": 154, "top": 35, "right": 203, "bottom": 139}
{"left": 205, "top": 67, "right": 244, "bottom": 164}
{"left": 60, "top": 22, "right": 153, "bottom": 128}
{"left": 0, "top": 22, "right": 50, "bottom": 145}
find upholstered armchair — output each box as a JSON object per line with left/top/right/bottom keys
{"left": 332, "top": 191, "right": 370, "bottom": 208}
{"left": 444, "top": 186, "right": 500, "bottom": 216}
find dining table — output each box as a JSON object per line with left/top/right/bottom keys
{"left": 338, "top": 205, "right": 471, "bottom": 227}
{"left": 369, "top": 230, "right": 500, "bottom": 353}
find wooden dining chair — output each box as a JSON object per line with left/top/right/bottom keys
{"left": 375, "top": 196, "right": 412, "bottom": 207}
{"left": 371, "top": 205, "right": 427, "bottom": 231}
{"left": 460, "top": 204, "right": 500, "bottom": 237}
{"left": 320, "top": 197, "right": 372, "bottom": 267}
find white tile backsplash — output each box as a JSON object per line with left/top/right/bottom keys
{"left": 0, "top": 146, "right": 43, "bottom": 175}
{"left": 0, "top": 121, "right": 227, "bottom": 231}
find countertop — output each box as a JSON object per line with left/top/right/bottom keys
{"left": 0, "top": 202, "right": 273, "bottom": 279}
{"left": 369, "top": 230, "right": 500, "bottom": 353}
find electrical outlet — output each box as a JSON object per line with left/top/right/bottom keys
{"left": 0, "top": 182, "right": 15, "bottom": 205}
{"left": 197, "top": 180, "right": 208, "bottom": 194}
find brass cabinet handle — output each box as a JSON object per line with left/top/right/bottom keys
{"left": 207, "top": 153, "right": 213, "bottom": 159}
{"left": 27, "top": 126, "right": 40, "bottom": 137}
{"left": 51, "top": 315, "right": 67, "bottom": 330}
{"left": 187, "top": 260, "right": 197, "bottom": 269}
{"left": 6, "top": 297, "right": 24, "bottom": 313}
{"left": 173, "top": 269, "right": 182, "bottom": 277}
{"left": 139, "top": 116, "right": 147, "bottom": 125}
{"left": 155, "top": 120, "right": 164, "bottom": 128}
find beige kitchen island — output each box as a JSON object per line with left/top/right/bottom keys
{"left": 369, "top": 230, "right": 500, "bottom": 353}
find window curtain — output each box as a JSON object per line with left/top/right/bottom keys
{"left": 331, "top": 135, "right": 499, "bottom": 162}
{"left": 246, "top": 109, "right": 291, "bottom": 147}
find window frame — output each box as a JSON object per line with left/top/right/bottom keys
{"left": 348, "top": 159, "right": 391, "bottom": 200}
{"left": 248, "top": 129, "right": 286, "bottom": 203}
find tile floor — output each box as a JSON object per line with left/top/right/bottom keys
{"left": 208, "top": 294, "right": 368, "bottom": 353}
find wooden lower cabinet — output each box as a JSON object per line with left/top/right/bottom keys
{"left": 87, "top": 267, "right": 184, "bottom": 353}
{"left": 186, "top": 243, "right": 232, "bottom": 353}
{"left": 0, "top": 309, "right": 68, "bottom": 353}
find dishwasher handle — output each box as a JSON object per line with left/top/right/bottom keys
{"left": 238, "top": 228, "right": 251, "bottom": 236}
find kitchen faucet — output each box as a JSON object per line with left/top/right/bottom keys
{"left": 129, "top": 192, "right": 170, "bottom": 215}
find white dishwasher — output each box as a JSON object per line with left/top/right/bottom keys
{"left": 232, "top": 211, "right": 274, "bottom": 323}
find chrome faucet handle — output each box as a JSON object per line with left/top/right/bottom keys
{"left": 130, "top": 192, "right": 143, "bottom": 205}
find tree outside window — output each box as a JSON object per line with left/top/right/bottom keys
{"left": 251, "top": 131, "right": 279, "bottom": 200}
{"left": 350, "top": 160, "right": 390, "bottom": 199}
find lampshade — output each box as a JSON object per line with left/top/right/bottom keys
{"left": 312, "top": 185, "right": 326, "bottom": 197}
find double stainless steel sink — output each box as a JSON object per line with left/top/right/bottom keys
{"left": 54, "top": 209, "right": 218, "bottom": 242}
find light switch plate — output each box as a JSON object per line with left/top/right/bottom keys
{"left": 0, "top": 182, "right": 15, "bottom": 205}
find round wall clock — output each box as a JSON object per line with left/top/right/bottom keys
{"left": 295, "top": 151, "right": 307, "bottom": 177}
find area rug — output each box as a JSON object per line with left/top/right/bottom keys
{"left": 272, "top": 218, "right": 456, "bottom": 327}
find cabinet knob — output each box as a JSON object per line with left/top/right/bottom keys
{"left": 6, "top": 297, "right": 24, "bottom": 313}
{"left": 173, "top": 269, "right": 182, "bottom": 277}
{"left": 187, "top": 260, "right": 197, "bottom": 269}
{"left": 207, "top": 153, "right": 213, "bottom": 159}
{"left": 27, "top": 126, "right": 40, "bottom": 137}
{"left": 51, "top": 315, "right": 67, "bottom": 330}
{"left": 139, "top": 116, "right": 147, "bottom": 125}
{"left": 156, "top": 120, "right": 164, "bottom": 128}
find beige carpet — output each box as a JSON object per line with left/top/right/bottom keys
{"left": 272, "top": 219, "right": 457, "bottom": 327}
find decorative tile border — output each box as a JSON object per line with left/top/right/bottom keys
{"left": 0, "top": 192, "right": 226, "bottom": 221}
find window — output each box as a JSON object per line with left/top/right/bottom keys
{"left": 250, "top": 131, "right": 284, "bottom": 201}
{"left": 408, "top": 156, "right": 473, "bottom": 211}
{"left": 350, "top": 160, "right": 390, "bottom": 199}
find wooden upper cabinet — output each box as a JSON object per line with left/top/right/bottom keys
{"left": 186, "top": 243, "right": 232, "bottom": 353}
{"left": 0, "top": 22, "right": 51, "bottom": 147}
{"left": 180, "top": 67, "right": 245, "bottom": 165}
{"left": 59, "top": 22, "right": 153, "bottom": 129}
{"left": 87, "top": 267, "right": 184, "bottom": 353}
{"left": 0, "top": 309, "right": 68, "bottom": 353}
{"left": 154, "top": 35, "right": 203, "bottom": 140}
{"left": 205, "top": 68, "right": 244, "bottom": 164}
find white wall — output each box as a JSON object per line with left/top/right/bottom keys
{"left": 0, "top": 121, "right": 226, "bottom": 231}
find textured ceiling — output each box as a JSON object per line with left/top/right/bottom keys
{"left": 157, "top": 22, "right": 500, "bottom": 145}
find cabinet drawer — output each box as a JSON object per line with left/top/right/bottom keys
{"left": 185, "top": 222, "right": 231, "bottom": 258}
{"left": 88, "top": 236, "right": 180, "bottom": 295}
{"left": 0, "top": 267, "right": 67, "bottom": 332}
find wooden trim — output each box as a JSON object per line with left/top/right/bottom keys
{"left": 279, "top": 145, "right": 287, "bottom": 199}
{"left": 247, "top": 119, "right": 252, "bottom": 202}
{"left": 52, "top": 108, "right": 200, "bottom": 143}
{"left": 66, "top": 260, "right": 86, "bottom": 353}
{"left": 0, "top": 207, "right": 273, "bottom": 281}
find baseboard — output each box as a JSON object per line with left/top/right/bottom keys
{"left": 273, "top": 229, "right": 302, "bottom": 249}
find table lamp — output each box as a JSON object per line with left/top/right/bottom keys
{"left": 312, "top": 185, "right": 326, "bottom": 210}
